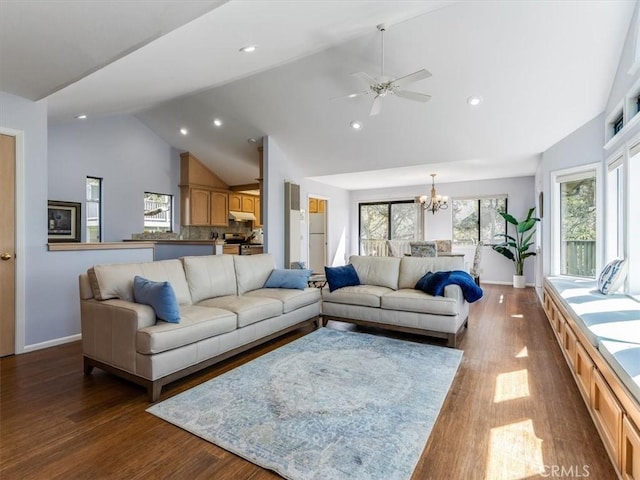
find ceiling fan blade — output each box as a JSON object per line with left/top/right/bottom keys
{"left": 395, "top": 90, "right": 431, "bottom": 102}
{"left": 393, "top": 69, "right": 432, "bottom": 88}
{"left": 330, "top": 91, "right": 369, "bottom": 101}
{"left": 353, "top": 71, "right": 378, "bottom": 86}
{"left": 370, "top": 96, "right": 383, "bottom": 116}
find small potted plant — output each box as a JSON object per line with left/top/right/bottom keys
{"left": 492, "top": 207, "right": 540, "bottom": 288}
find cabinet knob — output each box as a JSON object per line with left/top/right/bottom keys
{"left": 1, "top": 253, "right": 12, "bottom": 261}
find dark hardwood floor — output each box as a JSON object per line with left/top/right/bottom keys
{"left": 1, "top": 285, "right": 616, "bottom": 479}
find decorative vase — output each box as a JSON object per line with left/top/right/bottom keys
{"left": 513, "top": 275, "right": 526, "bottom": 289}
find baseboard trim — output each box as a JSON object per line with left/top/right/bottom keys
{"left": 481, "top": 280, "right": 536, "bottom": 287}
{"left": 23, "top": 334, "right": 81, "bottom": 353}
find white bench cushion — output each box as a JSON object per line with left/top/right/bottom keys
{"left": 598, "top": 340, "right": 640, "bottom": 403}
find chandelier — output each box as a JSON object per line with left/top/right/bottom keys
{"left": 416, "top": 174, "right": 448, "bottom": 214}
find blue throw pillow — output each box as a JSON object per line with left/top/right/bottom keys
{"left": 264, "top": 269, "right": 312, "bottom": 290}
{"left": 133, "top": 276, "right": 180, "bottom": 323}
{"left": 324, "top": 264, "right": 360, "bottom": 292}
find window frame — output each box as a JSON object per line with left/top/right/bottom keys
{"left": 143, "top": 191, "right": 174, "bottom": 233}
{"left": 358, "top": 200, "right": 422, "bottom": 255}
{"left": 86, "top": 176, "right": 102, "bottom": 243}
{"left": 551, "top": 163, "right": 602, "bottom": 278}
{"left": 451, "top": 195, "right": 508, "bottom": 246}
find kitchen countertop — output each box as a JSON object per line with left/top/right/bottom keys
{"left": 124, "top": 239, "right": 223, "bottom": 245}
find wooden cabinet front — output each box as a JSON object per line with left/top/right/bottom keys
{"left": 210, "top": 191, "right": 228, "bottom": 227}
{"left": 242, "top": 195, "right": 255, "bottom": 213}
{"left": 222, "top": 244, "right": 239, "bottom": 255}
{"left": 592, "top": 368, "right": 623, "bottom": 466}
{"left": 623, "top": 415, "right": 640, "bottom": 480}
{"left": 254, "top": 196, "right": 262, "bottom": 227}
{"left": 229, "top": 194, "right": 242, "bottom": 212}
{"left": 189, "top": 188, "right": 210, "bottom": 225}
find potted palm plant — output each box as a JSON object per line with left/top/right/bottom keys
{"left": 492, "top": 207, "right": 540, "bottom": 288}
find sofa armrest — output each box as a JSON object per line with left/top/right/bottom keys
{"left": 80, "top": 298, "right": 156, "bottom": 375}
{"left": 443, "top": 284, "right": 464, "bottom": 304}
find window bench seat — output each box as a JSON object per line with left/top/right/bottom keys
{"left": 543, "top": 277, "right": 640, "bottom": 479}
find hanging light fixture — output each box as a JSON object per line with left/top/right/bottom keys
{"left": 416, "top": 174, "right": 448, "bottom": 214}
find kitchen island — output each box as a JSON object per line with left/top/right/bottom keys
{"left": 123, "top": 239, "right": 223, "bottom": 260}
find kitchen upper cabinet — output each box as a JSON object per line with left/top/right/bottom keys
{"left": 229, "top": 194, "right": 242, "bottom": 212}
{"left": 229, "top": 193, "right": 257, "bottom": 213}
{"left": 188, "top": 188, "right": 211, "bottom": 225}
{"left": 254, "top": 196, "right": 262, "bottom": 227}
{"left": 308, "top": 198, "right": 325, "bottom": 213}
{"left": 210, "top": 191, "right": 229, "bottom": 227}
{"left": 242, "top": 195, "right": 255, "bottom": 213}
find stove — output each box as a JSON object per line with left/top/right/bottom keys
{"left": 240, "top": 244, "right": 263, "bottom": 255}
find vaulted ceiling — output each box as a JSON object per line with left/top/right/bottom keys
{"left": 1, "top": 0, "right": 635, "bottom": 189}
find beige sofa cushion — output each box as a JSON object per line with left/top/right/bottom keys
{"left": 322, "top": 285, "right": 394, "bottom": 308}
{"left": 349, "top": 255, "right": 401, "bottom": 290}
{"left": 136, "top": 305, "right": 236, "bottom": 354}
{"left": 196, "top": 295, "right": 282, "bottom": 328}
{"left": 182, "top": 255, "right": 237, "bottom": 303}
{"left": 244, "top": 288, "right": 321, "bottom": 314}
{"left": 398, "top": 256, "right": 465, "bottom": 290}
{"left": 381, "top": 289, "right": 460, "bottom": 316}
{"left": 88, "top": 259, "right": 191, "bottom": 305}
{"left": 234, "top": 254, "right": 276, "bottom": 295}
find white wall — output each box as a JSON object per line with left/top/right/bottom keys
{"left": 536, "top": 114, "right": 605, "bottom": 278}
{"left": 48, "top": 115, "right": 181, "bottom": 241}
{"left": 350, "top": 176, "right": 536, "bottom": 285}
{"left": 263, "top": 136, "right": 350, "bottom": 270}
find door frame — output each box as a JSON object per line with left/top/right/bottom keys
{"left": 1, "top": 127, "right": 26, "bottom": 354}
{"left": 306, "top": 193, "right": 329, "bottom": 271}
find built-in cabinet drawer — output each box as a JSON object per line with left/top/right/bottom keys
{"left": 623, "top": 415, "right": 640, "bottom": 480}
{"left": 575, "top": 342, "right": 593, "bottom": 403}
{"left": 592, "top": 368, "right": 623, "bottom": 467}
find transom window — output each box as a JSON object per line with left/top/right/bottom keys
{"left": 452, "top": 197, "right": 507, "bottom": 245}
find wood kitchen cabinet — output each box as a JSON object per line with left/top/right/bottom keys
{"left": 210, "top": 191, "right": 228, "bottom": 227}
{"left": 229, "top": 194, "right": 242, "bottom": 212}
{"left": 242, "top": 195, "right": 255, "bottom": 213}
{"left": 254, "top": 197, "right": 262, "bottom": 227}
{"left": 188, "top": 188, "right": 210, "bottom": 225}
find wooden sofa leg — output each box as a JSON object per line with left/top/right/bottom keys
{"left": 148, "top": 381, "right": 162, "bottom": 402}
{"left": 83, "top": 356, "right": 94, "bottom": 375}
{"left": 446, "top": 333, "right": 457, "bottom": 348}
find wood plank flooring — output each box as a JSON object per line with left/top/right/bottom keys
{"left": 1, "top": 285, "right": 616, "bottom": 479}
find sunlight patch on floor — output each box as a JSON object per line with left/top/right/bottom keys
{"left": 494, "top": 369, "right": 530, "bottom": 403}
{"left": 486, "top": 419, "right": 545, "bottom": 480}
{"left": 499, "top": 294, "right": 504, "bottom": 304}
{"left": 515, "top": 346, "right": 528, "bottom": 358}
{"left": 510, "top": 314, "right": 524, "bottom": 319}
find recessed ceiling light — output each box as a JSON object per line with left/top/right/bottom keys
{"left": 467, "top": 96, "right": 483, "bottom": 106}
{"left": 247, "top": 138, "right": 257, "bottom": 144}
{"left": 239, "top": 45, "right": 257, "bottom": 53}
{"left": 347, "top": 93, "right": 359, "bottom": 98}
{"left": 75, "top": 114, "right": 87, "bottom": 119}
{"left": 213, "top": 118, "right": 223, "bottom": 127}
{"left": 350, "top": 121, "right": 363, "bottom": 130}
{"left": 179, "top": 128, "right": 188, "bottom": 135}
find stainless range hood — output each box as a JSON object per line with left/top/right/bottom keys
{"left": 228, "top": 210, "right": 256, "bottom": 222}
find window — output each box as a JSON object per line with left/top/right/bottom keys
{"left": 452, "top": 197, "right": 507, "bottom": 245}
{"left": 613, "top": 114, "right": 624, "bottom": 135}
{"left": 359, "top": 201, "right": 421, "bottom": 255}
{"left": 554, "top": 169, "right": 597, "bottom": 278}
{"left": 144, "top": 192, "right": 173, "bottom": 233}
{"left": 86, "top": 177, "right": 102, "bottom": 242}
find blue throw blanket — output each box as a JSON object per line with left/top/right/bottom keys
{"left": 415, "top": 270, "right": 483, "bottom": 303}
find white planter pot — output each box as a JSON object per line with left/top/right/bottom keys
{"left": 513, "top": 275, "right": 526, "bottom": 288}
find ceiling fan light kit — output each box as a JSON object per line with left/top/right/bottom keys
{"left": 342, "top": 23, "right": 432, "bottom": 116}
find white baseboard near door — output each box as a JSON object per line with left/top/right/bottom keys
{"left": 23, "top": 334, "right": 81, "bottom": 353}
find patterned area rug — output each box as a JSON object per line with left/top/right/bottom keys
{"left": 147, "top": 328, "right": 463, "bottom": 480}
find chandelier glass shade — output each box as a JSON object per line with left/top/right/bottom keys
{"left": 417, "top": 174, "right": 448, "bottom": 214}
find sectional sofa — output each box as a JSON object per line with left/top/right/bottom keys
{"left": 79, "top": 253, "right": 321, "bottom": 401}
{"left": 321, "top": 255, "right": 471, "bottom": 347}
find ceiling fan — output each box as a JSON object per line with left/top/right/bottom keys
{"left": 342, "top": 24, "right": 432, "bottom": 116}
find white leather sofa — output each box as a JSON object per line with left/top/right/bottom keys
{"left": 321, "top": 255, "right": 470, "bottom": 347}
{"left": 79, "top": 253, "right": 321, "bottom": 401}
